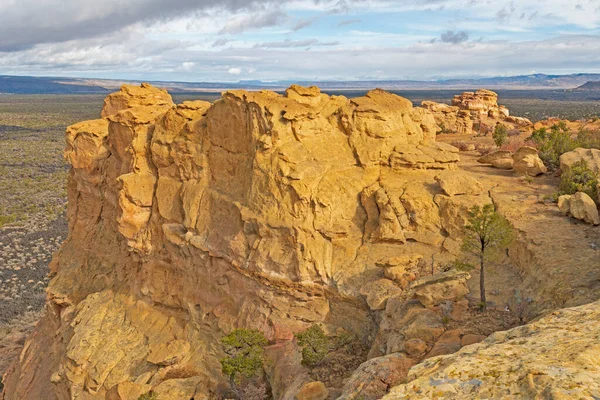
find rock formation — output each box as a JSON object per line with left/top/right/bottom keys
{"left": 558, "top": 192, "right": 600, "bottom": 225}
{"left": 2, "top": 84, "right": 466, "bottom": 399}
{"left": 423, "top": 89, "right": 533, "bottom": 135}
{"left": 382, "top": 299, "right": 600, "bottom": 399}
{"left": 4, "top": 83, "right": 600, "bottom": 400}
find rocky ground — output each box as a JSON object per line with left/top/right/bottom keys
{"left": 0, "top": 213, "right": 66, "bottom": 323}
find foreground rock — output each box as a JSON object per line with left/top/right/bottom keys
{"left": 560, "top": 147, "right": 600, "bottom": 174}
{"left": 2, "top": 84, "right": 466, "bottom": 399}
{"left": 558, "top": 192, "right": 600, "bottom": 225}
{"left": 383, "top": 300, "right": 600, "bottom": 399}
{"left": 512, "top": 146, "right": 547, "bottom": 176}
{"left": 477, "top": 150, "right": 513, "bottom": 170}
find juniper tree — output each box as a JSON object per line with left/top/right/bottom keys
{"left": 462, "top": 204, "right": 514, "bottom": 310}
{"left": 220, "top": 329, "right": 268, "bottom": 395}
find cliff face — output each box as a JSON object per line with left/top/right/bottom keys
{"left": 2, "top": 84, "right": 466, "bottom": 399}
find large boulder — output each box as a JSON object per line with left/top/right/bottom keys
{"left": 383, "top": 300, "right": 600, "bottom": 399}
{"left": 512, "top": 146, "right": 547, "bottom": 176}
{"left": 558, "top": 192, "right": 600, "bottom": 225}
{"left": 477, "top": 150, "right": 514, "bottom": 170}
{"left": 560, "top": 148, "right": 600, "bottom": 174}
{"left": 338, "top": 354, "right": 414, "bottom": 400}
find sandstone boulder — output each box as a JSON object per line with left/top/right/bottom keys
{"left": 339, "top": 354, "right": 414, "bottom": 400}
{"left": 559, "top": 147, "right": 600, "bottom": 174}
{"left": 411, "top": 270, "right": 471, "bottom": 308}
{"left": 435, "top": 170, "right": 483, "bottom": 196}
{"left": 512, "top": 146, "right": 547, "bottom": 176}
{"left": 295, "top": 381, "right": 328, "bottom": 400}
{"left": 558, "top": 192, "right": 600, "bottom": 225}
{"left": 383, "top": 300, "right": 600, "bottom": 399}
{"left": 477, "top": 150, "right": 514, "bottom": 170}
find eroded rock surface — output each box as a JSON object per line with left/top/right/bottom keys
{"left": 423, "top": 89, "right": 532, "bottom": 135}
{"left": 2, "top": 84, "right": 464, "bottom": 399}
{"left": 383, "top": 300, "right": 600, "bottom": 399}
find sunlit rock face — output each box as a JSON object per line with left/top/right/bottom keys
{"left": 2, "top": 83, "right": 469, "bottom": 399}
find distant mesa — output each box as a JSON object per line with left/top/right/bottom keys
{"left": 573, "top": 81, "right": 600, "bottom": 91}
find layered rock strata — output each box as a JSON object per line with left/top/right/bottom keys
{"left": 3, "top": 84, "right": 466, "bottom": 399}
{"left": 423, "top": 89, "right": 533, "bottom": 135}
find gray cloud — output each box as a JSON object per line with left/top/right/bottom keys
{"left": 212, "top": 38, "right": 231, "bottom": 48}
{"left": 254, "top": 39, "right": 339, "bottom": 48}
{"left": 338, "top": 19, "right": 361, "bottom": 27}
{"left": 440, "top": 30, "right": 469, "bottom": 44}
{"left": 219, "top": 9, "right": 288, "bottom": 34}
{"left": 0, "top": 0, "right": 279, "bottom": 51}
{"left": 292, "top": 18, "right": 317, "bottom": 31}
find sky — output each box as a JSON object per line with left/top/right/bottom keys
{"left": 1, "top": 0, "right": 600, "bottom": 82}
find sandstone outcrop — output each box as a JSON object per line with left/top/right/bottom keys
{"left": 2, "top": 84, "right": 466, "bottom": 399}
{"left": 383, "top": 300, "right": 600, "bottom": 399}
{"left": 477, "top": 150, "right": 514, "bottom": 169}
{"left": 512, "top": 146, "right": 547, "bottom": 176}
{"left": 435, "top": 170, "right": 482, "bottom": 196}
{"left": 558, "top": 192, "right": 600, "bottom": 225}
{"left": 560, "top": 147, "right": 600, "bottom": 174}
{"left": 421, "top": 101, "right": 472, "bottom": 134}
{"left": 423, "top": 89, "right": 532, "bottom": 135}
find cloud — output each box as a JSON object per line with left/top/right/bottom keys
{"left": 440, "top": 30, "right": 469, "bottom": 44}
{"left": 212, "top": 38, "right": 231, "bottom": 47}
{"left": 292, "top": 18, "right": 317, "bottom": 31}
{"left": 228, "top": 67, "right": 242, "bottom": 75}
{"left": 254, "top": 39, "right": 339, "bottom": 48}
{"left": 219, "top": 9, "right": 288, "bottom": 34}
{"left": 0, "top": 0, "right": 277, "bottom": 51}
{"left": 338, "top": 19, "right": 361, "bottom": 27}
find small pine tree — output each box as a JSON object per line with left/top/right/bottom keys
{"left": 220, "top": 329, "right": 268, "bottom": 391}
{"left": 461, "top": 204, "right": 514, "bottom": 310}
{"left": 294, "top": 325, "right": 330, "bottom": 367}
{"left": 493, "top": 124, "right": 508, "bottom": 147}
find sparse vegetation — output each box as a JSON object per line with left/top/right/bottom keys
{"left": 295, "top": 324, "right": 331, "bottom": 367}
{"left": 137, "top": 392, "right": 158, "bottom": 400}
{"left": 493, "top": 124, "right": 508, "bottom": 147}
{"left": 462, "top": 204, "right": 515, "bottom": 310}
{"left": 528, "top": 122, "right": 600, "bottom": 170}
{"left": 557, "top": 160, "right": 599, "bottom": 204}
{"left": 220, "top": 329, "right": 268, "bottom": 385}
{"left": 295, "top": 324, "right": 355, "bottom": 368}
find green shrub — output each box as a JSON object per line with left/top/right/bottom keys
{"left": 493, "top": 124, "right": 508, "bottom": 147}
{"left": 295, "top": 325, "right": 330, "bottom": 367}
{"left": 528, "top": 124, "right": 577, "bottom": 170}
{"left": 0, "top": 214, "right": 17, "bottom": 228}
{"left": 528, "top": 122, "right": 600, "bottom": 170}
{"left": 220, "top": 329, "right": 268, "bottom": 384}
{"left": 557, "top": 160, "right": 599, "bottom": 203}
{"left": 138, "top": 392, "right": 158, "bottom": 400}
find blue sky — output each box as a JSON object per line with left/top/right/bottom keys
{"left": 1, "top": 0, "right": 600, "bottom": 81}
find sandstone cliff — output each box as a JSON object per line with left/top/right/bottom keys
{"left": 4, "top": 84, "right": 600, "bottom": 400}
{"left": 2, "top": 84, "right": 466, "bottom": 399}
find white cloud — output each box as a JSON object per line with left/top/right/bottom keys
{"left": 228, "top": 67, "right": 242, "bottom": 75}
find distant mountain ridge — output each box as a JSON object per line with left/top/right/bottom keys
{"left": 1, "top": 73, "right": 600, "bottom": 94}
{"left": 574, "top": 81, "right": 600, "bottom": 91}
